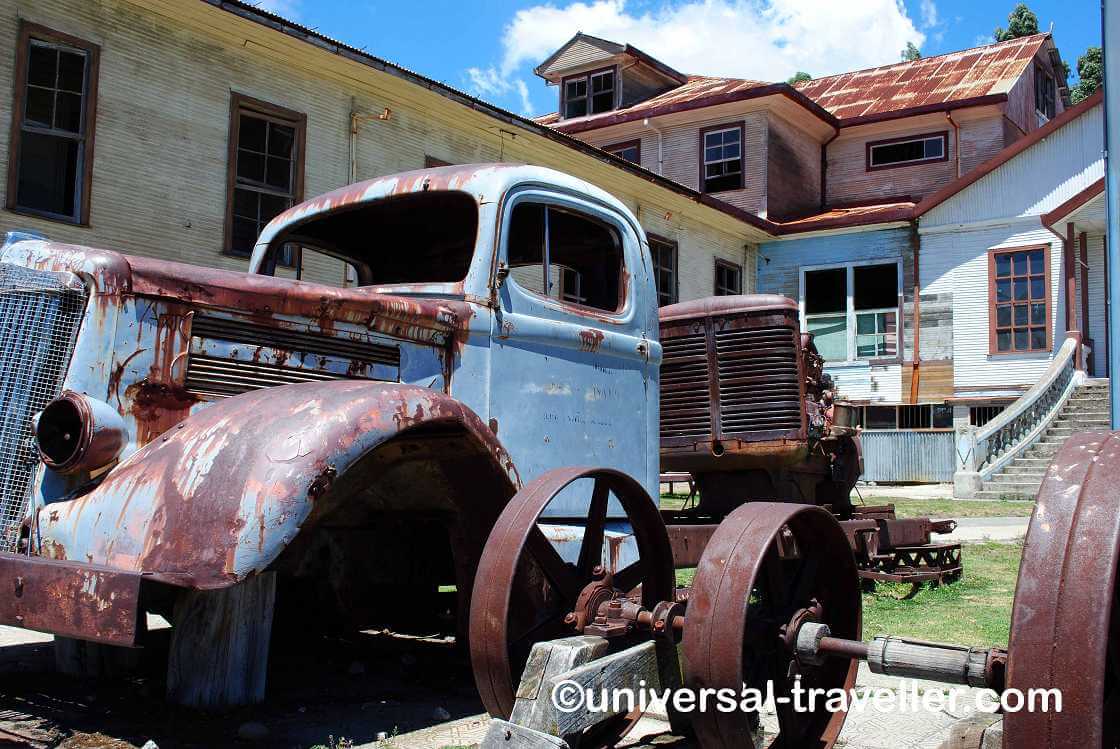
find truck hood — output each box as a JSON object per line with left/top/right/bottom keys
{"left": 1, "top": 241, "right": 468, "bottom": 346}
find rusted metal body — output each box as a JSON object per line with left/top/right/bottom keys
{"left": 657, "top": 294, "right": 960, "bottom": 586}
{"left": 0, "top": 164, "right": 660, "bottom": 646}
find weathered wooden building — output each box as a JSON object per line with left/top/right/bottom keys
{"left": 0, "top": 0, "right": 768, "bottom": 299}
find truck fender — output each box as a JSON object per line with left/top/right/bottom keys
{"left": 37, "top": 381, "right": 520, "bottom": 589}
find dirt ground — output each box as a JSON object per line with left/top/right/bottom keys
{"left": 0, "top": 626, "right": 486, "bottom": 749}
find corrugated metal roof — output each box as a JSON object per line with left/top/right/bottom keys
{"left": 773, "top": 202, "right": 916, "bottom": 233}
{"left": 795, "top": 34, "right": 1049, "bottom": 120}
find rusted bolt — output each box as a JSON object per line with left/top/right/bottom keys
{"left": 653, "top": 620, "right": 665, "bottom": 631}
{"left": 13, "top": 576, "right": 23, "bottom": 598}
{"left": 563, "top": 612, "right": 576, "bottom": 625}
{"left": 591, "top": 565, "right": 605, "bottom": 578}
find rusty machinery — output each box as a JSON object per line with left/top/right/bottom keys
{"left": 657, "top": 296, "right": 962, "bottom": 587}
{"left": 469, "top": 433, "right": 1120, "bottom": 749}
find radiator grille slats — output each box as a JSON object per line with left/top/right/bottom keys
{"left": 659, "top": 317, "right": 802, "bottom": 442}
{"left": 0, "top": 263, "right": 86, "bottom": 550}
{"left": 658, "top": 333, "right": 711, "bottom": 438}
{"left": 715, "top": 324, "right": 801, "bottom": 433}
{"left": 186, "top": 316, "right": 401, "bottom": 399}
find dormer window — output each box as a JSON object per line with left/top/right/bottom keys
{"left": 563, "top": 67, "right": 616, "bottom": 118}
{"left": 1035, "top": 65, "right": 1056, "bottom": 120}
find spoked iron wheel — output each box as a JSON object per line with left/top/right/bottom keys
{"left": 682, "top": 502, "right": 860, "bottom": 749}
{"left": 1004, "top": 431, "right": 1120, "bottom": 749}
{"left": 469, "top": 466, "right": 675, "bottom": 743}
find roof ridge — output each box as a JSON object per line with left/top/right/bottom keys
{"left": 796, "top": 32, "right": 1050, "bottom": 87}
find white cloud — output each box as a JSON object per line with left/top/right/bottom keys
{"left": 465, "top": 66, "right": 536, "bottom": 116}
{"left": 487, "top": 0, "right": 925, "bottom": 87}
{"left": 920, "top": 0, "right": 939, "bottom": 29}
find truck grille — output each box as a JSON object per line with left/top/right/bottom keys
{"left": 0, "top": 264, "right": 87, "bottom": 550}
{"left": 185, "top": 315, "right": 401, "bottom": 399}
{"left": 660, "top": 315, "right": 801, "bottom": 442}
{"left": 659, "top": 333, "right": 712, "bottom": 438}
{"left": 714, "top": 325, "right": 802, "bottom": 434}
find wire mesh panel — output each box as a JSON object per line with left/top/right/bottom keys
{"left": 0, "top": 263, "right": 87, "bottom": 550}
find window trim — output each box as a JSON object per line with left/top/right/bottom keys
{"left": 560, "top": 65, "right": 618, "bottom": 119}
{"left": 223, "top": 92, "right": 307, "bottom": 267}
{"left": 1034, "top": 64, "right": 1056, "bottom": 120}
{"left": 604, "top": 138, "right": 641, "bottom": 165}
{"left": 646, "top": 232, "right": 679, "bottom": 307}
{"left": 987, "top": 243, "right": 1052, "bottom": 356}
{"left": 865, "top": 131, "right": 948, "bottom": 172}
{"left": 714, "top": 258, "right": 742, "bottom": 296}
{"left": 798, "top": 258, "right": 904, "bottom": 364}
{"left": 6, "top": 20, "right": 101, "bottom": 226}
{"left": 698, "top": 122, "right": 745, "bottom": 193}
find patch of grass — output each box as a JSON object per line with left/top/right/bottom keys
{"left": 862, "top": 540, "right": 1021, "bottom": 647}
{"left": 676, "top": 540, "right": 1021, "bottom": 649}
{"left": 659, "top": 493, "right": 693, "bottom": 512}
{"left": 858, "top": 496, "right": 1035, "bottom": 519}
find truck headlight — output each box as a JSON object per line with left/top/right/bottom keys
{"left": 33, "top": 392, "right": 126, "bottom": 474}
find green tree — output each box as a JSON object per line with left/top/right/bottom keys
{"left": 788, "top": 71, "right": 812, "bottom": 84}
{"left": 994, "top": 3, "right": 1040, "bottom": 41}
{"left": 901, "top": 42, "right": 922, "bottom": 62}
{"left": 1070, "top": 46, "right": 1103, "bottom": 102}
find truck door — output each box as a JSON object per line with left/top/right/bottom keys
{"left": 489, "top": 189, "right": 655, "bottom": 513}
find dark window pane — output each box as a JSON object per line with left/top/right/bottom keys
{"left": 239, "top": 115, "right": 267, "bottom": 152}
{"left": 265, "top": 156, "right": 292, "bottom": 191}
{"left": 1030, "top": 327, "right": 1046, "bottom": 349}
{"left": 54, "top": 92, "right": 82, "bottom": 133}
{"left": 871, "top": 138, "right": 927, "bottom": 165}
{"left": 705, "top": 146, "right": 722, "bottom": 162}
{"left": 854, "top": 263, "right": 897, "bottom": 310}
{"left": 591, "top": 72, "right": 613, "bottom": 93}
{"left": 56, "top": 50, "right": 85, "bottom": 93}
{"left": 704, "top": 173, "right": 739, "bottom": 192}
{"left": 1013, "top": 304, "right": 1028, "bottom": 326}
{"left": 1012, "top": 252, "right": 1028, "bottom": 275}
{"left": 565, "top": 98, "right": 587, "bottom": 118}
{"left": 236, "top": 150, "right": 265, "bottom": 183}
{"left": 723, "top": 142, "right": 741, "bottom": 159}
{"left": 566, "top": 79, "right": 586, "bottom": 98}
{"left": 259, "top": 193, "right": 291, "bottom": 222}
{"left": 1030, "top": 276, "right": 1045, "bottom": 299}
{"left": 805, "top": 268, "right": 846, "bottom": 314}
{"left": 16, "top": 131, "right": 79, "bottom": 218}
{"left": 1014, "top": 329, "right": 1028, "bottom": 350}
{"left": 924, "top": 138, "right": 944, "bottom": 158}
{"left": 25, "top": 87, "right": 54, "bottom": 128}
{"left": 1013, "top": 278, "right": 1028, "bottom": 300}
{"left": 233, "top": 188, "right": 259, "bottom": 220}
{"left": 997, "top": 305, "right": 1011, "bottom": 327}
{"left": 995, "top": 253, "right": 1011, "bottom": 277}
{"left": 932, "top": 404, "right": 953, "bottom": 428}
{"left": 27, "top": 45, "right": 57, "bottom": 88}
{"left": 997, "top": 329, "right": 1011, "bottom": 351}
{"left": 230, "top": 216, "right": 258, "bottom": 256}
{"left": 1029, "top": 249, "right": 1044, "bottom": 274}
{"left": 591, "top": 92, "right": 613, "bottom": 113}
{"left": 723, "top": 128, "right": 740, "bottom": 144}
{"left": 996, "top": 278, "right": 1012, "bottom": 302}
{"left": 268, "top": 123, "right": 295, "bottom": 158}
{"left": 1031, "top": 302, "right": 1046, "bottom": 324}
{"left": 865, "top": 406, "right": 896, "bottom": 430}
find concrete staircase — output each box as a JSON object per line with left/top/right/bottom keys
{"left": 979, "top": 380, "right": 1111, "bottom": 500}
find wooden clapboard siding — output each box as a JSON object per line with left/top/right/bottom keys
{"left": 537, "top": 37, "right": 617, "bottom": 78}
{"left": 901, "top": 360, "right": 955, "bottom": 402}
{"left": 766, "top": 110, "right": 820, "bottom": 220}
{"left": 920, "top": 103, "right": 1103, "bottom": 228}
{"left": 0, "top": 0, "right": 762, "bottom": 300}
{"left": 957, "top": 114, "right": 1007, "bottom": 176}
{"left": 920, "top": 222, "right": 1064, "bottom": 394}
{"left": 826, "top": 116, "right": 957, "bottom": 205}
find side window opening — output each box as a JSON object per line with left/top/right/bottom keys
{"left": 506, "top": 203, "right": 624, "bottom": 313}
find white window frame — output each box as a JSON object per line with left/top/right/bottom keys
{"left": 798, "top": 258, "right": 903, "bottom": 363}
{"left": 701, "top": 125, "right": 743, "bottom": 191}
{"left": 867, "top": 134, "right": 946, "bottom": 169}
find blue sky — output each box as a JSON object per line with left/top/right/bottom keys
{"left": 257, "top": 0, "right": 1102, "bottom": 117}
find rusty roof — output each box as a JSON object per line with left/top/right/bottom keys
{"left": 772, "top": 202, "right": 916, "bottom": 234}
{"left": 795, "top": 34, "right": 1050, "bottom": 122}
{"left": 542, "top": 76, "right": 835, "bottom": 134}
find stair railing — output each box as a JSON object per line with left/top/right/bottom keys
{"left": 954, "top": 332, "right": 1084, "bottom": 497}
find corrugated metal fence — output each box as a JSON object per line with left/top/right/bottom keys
{"left": 860, "top": 430, "right": 956, "bottom": 483}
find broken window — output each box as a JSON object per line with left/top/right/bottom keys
{"left": 260, "top": 190, "right": 478, "bottom": 287}
{"left": 8, "top": 24, "right": 99, "bottom": 224}
{"left": 1035, "top": 66, "right": 1056, "bottom": 120}
{"left": 226, "top": 94, "right": 305, "bottom": 267}
{"left": 701, "top": 125, "right": 743, "bottom": 192}
{"left": 649, "top": 235, "right": 678, "bottom": 307}
{"left": 991, "top": 246, "right": 1048, "bottom": 353}
{"left": 563, "top": 68, "right": 616, "bottom": 119}
{"left": 803, "top": 262, "right": 900, "bottom": 362}
{"left": 506, "top": 203, "right": 623, "bottom": 312}
{"left": 714, "top": 259, "right": 742, "bottom": 296}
